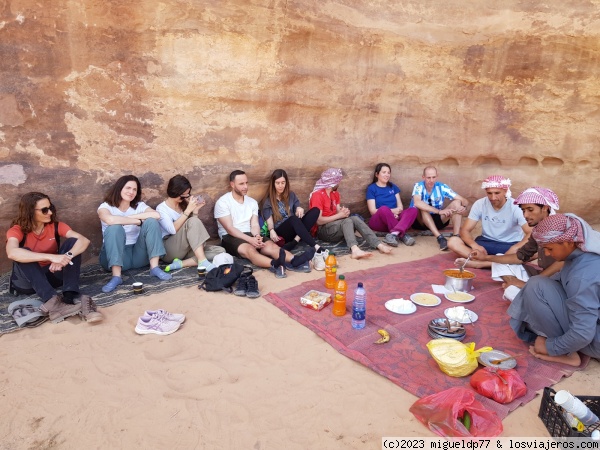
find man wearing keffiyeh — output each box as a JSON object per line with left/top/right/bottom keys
{"left": 308, "top": 168, "right": 394, "bottom": 259}
{"left": 469, "top": 187, "right": 563, "bottom": 301}
{"left": 507, "top": 214, "right": 600, "bottom": 366}
{"left": 448, "top": 175, "right": 532, "bottom": 269}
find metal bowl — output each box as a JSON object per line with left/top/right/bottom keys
{"left": 443, "top": 268, "right": 475, "bottom": 293}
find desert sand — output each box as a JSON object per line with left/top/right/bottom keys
{"left": 1, "top": 236, "right": 598, "bottom": 449}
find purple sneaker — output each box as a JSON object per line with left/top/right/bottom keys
{"left": 135, "top": 315, "right": 181, "bottom": 335}
{"left": 143, "top": 309, "right": 185, "bottom": 324}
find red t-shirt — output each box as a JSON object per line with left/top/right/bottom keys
{"left": 6, "top": 222, "right": 72, "bottom": 266}
{"left": 309, "top": 189, "right": 341, "bottom": 235}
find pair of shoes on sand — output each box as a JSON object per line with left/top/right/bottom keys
{"left": 40, "top": 294, "right": 104, "bottom": 324}
{"left": 135, "top": 309, "right": 185, "bottom": 336}
{"left": 233, "top": 273, "right": 261, "bottom": 299}
{"left": 384, "top": 233, "right": 416, "bottom": 247}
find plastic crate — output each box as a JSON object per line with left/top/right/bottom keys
{"left": 538, "top": 387, "right": 600, "bottom": 437}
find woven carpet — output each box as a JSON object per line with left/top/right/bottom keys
{"left": 263, "top": 253, "right": 589, "bottom": 420}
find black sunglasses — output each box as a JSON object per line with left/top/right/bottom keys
{"left": 428, "top": 198, "right": 433, "bottom": 206}
{"left": 35, "top": 205, "right": 54, "bottom": 214}
{"left": 179, "top": 194, "right": 191, "bottom": 199}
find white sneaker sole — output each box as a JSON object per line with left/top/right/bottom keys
{"left": 135, "top": 325, "right": 180, "bottom": 335}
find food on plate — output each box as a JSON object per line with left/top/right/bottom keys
{"left": 446, "top": 292, "right": 474, "bottom": 302}
{"left": 412, "top": 293, "right": 440, "bottom": 305}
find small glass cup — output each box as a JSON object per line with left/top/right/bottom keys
{"left": 198, "top": 266, "right": 207, "bottom": 278}
{"left": 132, "top": 282, "right": 144, "bottom": 294}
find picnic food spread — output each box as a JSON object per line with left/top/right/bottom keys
{"left": 300, "top": 290, "right": 332, "bottom": 311}
{"left": 443, "top": 269, "right": 475, "bottom": 279}
{"left": 445, "top": 292, "right": 475, "bottom": 303}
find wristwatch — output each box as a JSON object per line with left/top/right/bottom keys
{"left": 66, "top": 251, "right": 74, "bottom": 258}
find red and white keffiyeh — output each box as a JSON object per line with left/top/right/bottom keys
{"left": 532, "top": 214, "right": 584, "bottom": 245}
{"left": 312, "top": 168, "right": 343, "bottom": 193}
{"left": 514, "top": 187, "right": 560, "bottom": 212}
{"left": 481, "top": 175, "right": 512, "bottom": 197}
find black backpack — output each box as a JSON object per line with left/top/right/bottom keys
{"left": 198, "top": 263, "right": 250, "bottom": 293}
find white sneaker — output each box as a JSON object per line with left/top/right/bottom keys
{"left": 312, "top": 249, "right": 328, "bottom": 271}
{"left": 143, "top": 309, "right": 186, "bottom": 324}
{"left": 135, "top": 316, "right": 181, "bottom": 335}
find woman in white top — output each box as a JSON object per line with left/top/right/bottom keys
{"left": 156, "top": 175, "right": 223, "bottom": 273}
{"left": 98, "top": 175, "right": 171, "bottom": 293}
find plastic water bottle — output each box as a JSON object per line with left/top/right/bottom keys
{"left": 351, "top": 282, "right": 366, "bottom": 329}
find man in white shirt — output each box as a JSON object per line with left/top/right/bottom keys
{"left": 214, "top": 171, "right": 314, "bottom": 278}
{"left": 448, "top": 175, "right": 531, "bottom": 269}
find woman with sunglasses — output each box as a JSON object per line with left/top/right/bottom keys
{"left": 98, "top": 175, "right": 171, "bottom": 293}
{"left": 366, "top": 163, "right": 419, "bottom": 247}
{"left": 156, "top": 174, "right": 224, "bottom": 273}
{"left": 6, "top": 192, "right": 103, "bottom": 323}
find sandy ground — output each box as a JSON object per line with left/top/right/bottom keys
{"left": 1, "top": 235, "right": 598, "bottom": 450}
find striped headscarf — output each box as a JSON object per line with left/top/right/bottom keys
{"left": 514, "top": 187, "right": 560, "bottom": 213}
{"left": 312, "top": 168, "right": 343, "bottom": 193}
{"left": 532, "top": 214, "right": 584, "bottom": 245}
{"left": 481, "top": 175, "right": 512, "bottom": 198}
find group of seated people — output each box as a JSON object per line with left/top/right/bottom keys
{"left": 5, "top": 166, "right": 600, "bottom": 368}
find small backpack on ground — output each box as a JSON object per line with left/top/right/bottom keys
{"left": 198, "top": 263, "right": 249, "bottom": 293}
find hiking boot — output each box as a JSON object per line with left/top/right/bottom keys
{"left": 40, "top": 295, "right": 82, "bottom": 323}
{"left": 311, "top": 249, "right": 328, "bottom": 271}
{"left": 384, "top": 233, "right": 399, "bottom": 247}
{"left": 400, "top": 234, "right": 416, "bottom": 246}
{"left": 233, "top": 274, "right": 249, "bottom": 296}
{"left": 135, "top": 315, "right": 180, "bottom": 336}
{"left": 143, "top": 309, "right": 185, "bottom": 324}
{"left": 76, "top": 295, "right": 104, "bottom": 324}
{"left": 245, "top": 275, "right": 261, "bottom": 299}
{"left": 437, "top": 235, "right": 448, "bottom": 251}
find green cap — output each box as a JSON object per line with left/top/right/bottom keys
{"left": 338, "top": 275, "right": 345, "bottom": 280}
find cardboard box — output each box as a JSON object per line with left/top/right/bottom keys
{"left": 300, "top": 290, "right": 332, "bottom": 311}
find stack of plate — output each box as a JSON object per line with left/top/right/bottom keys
{"left": 427, "top": 318, "right": 466, "bottom": 341}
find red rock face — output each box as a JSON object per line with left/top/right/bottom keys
{"left": 1, "top": 1, "right": 599, "bottom": 271}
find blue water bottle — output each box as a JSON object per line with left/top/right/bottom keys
{"left": 351, "top": 282, "right": 366, "bottom": 329}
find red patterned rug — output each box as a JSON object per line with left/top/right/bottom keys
{"left": 264, "top": 253, "right": 588, "bottom": 420}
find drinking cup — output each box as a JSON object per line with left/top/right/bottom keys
{"left": 571, "top": 397, "right": 599, "bottom": 425}
{"left": 132, "top": 282, "right": 143, "bottom": 294}
{"left": 198, "top": 266, "right": 207, "bottom": 278}
{"left": 554, "top": 390, "right": 575, "bottom": 410}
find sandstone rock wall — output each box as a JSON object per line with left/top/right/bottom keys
{"left": 1, "top": 0, "right": 599, "bottom": 271}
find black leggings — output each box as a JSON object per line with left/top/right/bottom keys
{"left": 275, "top": 207, "right": 320, "bottom": 247}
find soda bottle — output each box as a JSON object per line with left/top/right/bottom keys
{"left": 324, "top": 252, "right": 337, "bottom": 289}
{"left": 332, "top": 275, "right": 347, "bottom": 316}
{"left": 351, "top": 282, "right": 366, "bottom": 329}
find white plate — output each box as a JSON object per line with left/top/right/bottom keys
{"left": 478, "top": 350, "right": 518, "bottom": 370}
{"left": 385, "top": 299, "right": 416, "bottom": 315}
{"left": 410, "top": 292, "right": 441, "bottom": 307}
{"left": 444, "top": 307, "right": 478, "bottom": 324}
{"left": 444, "top": 292, "right": 475, "bottom": 303}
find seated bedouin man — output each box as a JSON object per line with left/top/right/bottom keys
{"left": 309, "top": 168, "right": 393, "bottom": 259}
{"left": 214, "top": 170, "right": 314, "bottom": 278}
{"left": 448, "top": 175, "right": 531, "bottom": 269}
{"left": 469, "top": 187, "right": 563, "bottom": 301}
{"left": 507, "top": 213, "right": 600, "bottom": 367}
{"left": 410, "top": 166, "right": 469, "bottom": 251}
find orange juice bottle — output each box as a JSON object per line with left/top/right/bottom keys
{"left": 333, "top": 275, "right": 347, "bottom": 316}
{"left": 325, "top": 252, "right": 337, "bottom": 289}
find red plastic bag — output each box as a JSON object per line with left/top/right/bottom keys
{"left": 409, "top": 387, "right": 503, "bottom": 437}
{"left": 470, "top": 367, "right": 527, "bottom": 404}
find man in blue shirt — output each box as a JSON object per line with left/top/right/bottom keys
{"left": 411, "top": 166, "right": 469, "bottom": 250}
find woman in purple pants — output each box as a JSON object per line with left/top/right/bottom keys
{"left": 366, "top": 163, "right": 418, "bottom": 247}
